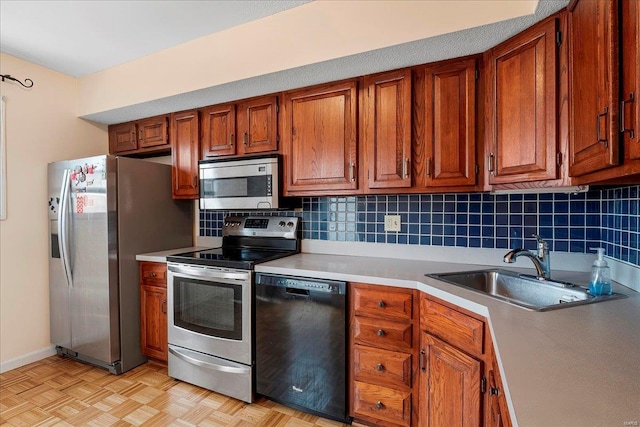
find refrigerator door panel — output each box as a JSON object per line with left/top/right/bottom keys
{"left": 48, "top": 160, "right": 72, "bottom": 350}
{"left": 67, "top": 155, "right": 119, "bottom": 363}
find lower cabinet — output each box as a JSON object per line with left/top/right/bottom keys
{"left": 350, "top": 282, "right": 419, "bottom": 427}
{"left": 139, "top": 261, "right": 168, "bottom": 362}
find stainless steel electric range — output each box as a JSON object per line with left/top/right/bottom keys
{"left": 165, "top": 215, "right": 300, "bottom": 403}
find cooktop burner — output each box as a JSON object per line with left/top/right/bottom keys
{"left": 167, "top": 215, "right": 301, "bottom": 270}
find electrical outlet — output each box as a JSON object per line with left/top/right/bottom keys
{"left": 384, "top": 215, "right": 401, "bottom": 232}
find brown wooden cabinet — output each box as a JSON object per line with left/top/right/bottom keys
{"left": 419, "top": 332, "right": 482, "bottom": 427}
{"left": 108, "top": 115, "right": 170, "bottom": 156}
{"left": 201, "top": 96, "right": 279, "bottom": 158}
{"left": 282, "top": 80, "right": 359, "bottom": 195}
{"left": 350, "top": 283, "right": 419, "bottom": 427}
{"left": 171, "top": 110, "right": 200, "bottom": 199}
{"left": 568, "top": 0, "right": 619, "bottom": 177}
{"left": 364, "top": 69, "right": 412, "bottom": 190}
{"left": 570, "top": 0, "right": 640, "bottom": 184}
{"left": 423, "top": 57, "right": 478, "bottom": 189}
{"left": 485, "top": 15, "right": 560, "bottom": 185}
{"left": 486, "top": 352, "right": 512, "bottom": 427}
{"left": 139, "top": 261, "right": 168, "bottom": 362}
{"left": 419, "top": 295, "right": 486, "bottom": 427}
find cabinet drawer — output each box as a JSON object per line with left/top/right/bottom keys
{"left": 353, "top": 345, "right": 412, "bottom": 389}
{"left": 353, "top": 317, "right": 412, "bottom": 351}
{"left": 352, "top": 284, "right": 413, "bottom": 321}
{"left": 139, "top": 262, "right": 167, "bottom": 286}
{"left": 420, "top": 297, "right": 484, "bottom": 356}
{"left": 353, "top": 381, "right": 411, "bottom": 427}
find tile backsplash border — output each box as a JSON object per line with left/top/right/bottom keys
{"left": 199, "top": 185, "right": 640, "bottom": 268}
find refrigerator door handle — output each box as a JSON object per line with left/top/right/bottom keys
{"left": 58, "top": 169, "right": 73, "bottom": 288}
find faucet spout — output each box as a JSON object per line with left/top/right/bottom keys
{"left": 503, "top": 249, "right": 548, "bottom": 279}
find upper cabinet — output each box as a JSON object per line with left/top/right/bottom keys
{"left": 363, "top": 69, "right": 412, "bottom": 190}
{"left": 570, "top": 0, "right": 640, "bottom": 184}
{"left": 622, "top": 0, "right": 640, "bottom": 162}
{"left": 484, "top": 15, "right": 560, "bottom": 185}
{"left": 282, "top": 80, "right": 359, "bottom": 196}
{"left": 108, "top": 115, "right": 170, "bottom": 156}
{"left": 201, "top": 95, "right": 279, "bottom": 158}
{"left": 422, "top": 57, "right": 478, "bottom": 189}
{"left": 171, "top": 110, "right": 200, "bottom": 199}
{"left": 568, "top": 0, "right": 619, "bottom": 176}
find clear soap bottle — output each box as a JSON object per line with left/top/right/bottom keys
{"left": 589, "top": 248, "right": 612, "bottom": 296}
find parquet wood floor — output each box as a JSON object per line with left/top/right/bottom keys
{"left": 0, "top": 355, "right": 350, "bottom": 426}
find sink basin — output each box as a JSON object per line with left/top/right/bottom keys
{"left": 427, "top": 269, "right": 627, "bottom": 311}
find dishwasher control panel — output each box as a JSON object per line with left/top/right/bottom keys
{"left": 255, "top": 273, "right": 346, "bottom": 295}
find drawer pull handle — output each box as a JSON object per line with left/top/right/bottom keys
{"left": 377, "top": 300, "right": 385, "bottom": 308}
{"left": 149, "top": 272, "right": 156, "bottom": 278}
{"left": 376, "top": 363, "right": 385, "bottom": 371}
{"left": 375, "top": 401, "right": 384, "bottom": 410}
{"left": 377, "top": 329, "right": 385, "bottom": 337}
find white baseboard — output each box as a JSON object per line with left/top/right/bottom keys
{"left": 0, "top": 345, "right": 56, "bottom": 373}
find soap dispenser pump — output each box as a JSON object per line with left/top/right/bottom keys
{"left": 589, "top": 248, "right": 611, "bottom": 296}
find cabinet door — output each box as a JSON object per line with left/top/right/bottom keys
{"left": 108, "top": 122, "right": 137, "bottom": 154}
{"left": 487, "top": 356, "right": 512, "bottom": 427}
{"left": 171, "top": 110, "right": 200, "bottom": 199}
{"left": 201, "top": 104, "right": 236, "bottom": 158}
{"left": 486, "top": 17, "right": 559, "bottom": 184}
{"left": 364, "top": 69, "right": 412, "bottom": 189}
{"left": 282, "top": 80, "right": 358, "bottom": 195}
{"left": 419, "top": 332, "right": 482, "bottom": 427}
{"left": 140, "top": 284, "right": 167, "bottom": 362}
{"left": 137, "top": 115, "right": 170, "bottom": 150}
{"left": 237, "top": 96, "right": 279, "bottom": 155}
{"left": 424, "top": 58, "right": 477, "bottom": 187}
{"left": 569, "top": 0, "right": 619, "bottom": 176}
{"left": 622, "top": 0, "right": 639, "bottom": 161}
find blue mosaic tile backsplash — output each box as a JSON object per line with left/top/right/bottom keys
{"left": 199, "top": 185, "right": 640, "bottom": 267}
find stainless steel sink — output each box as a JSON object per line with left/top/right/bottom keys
{"left": 427, "top": 269, "right": 627, "bottom": 311}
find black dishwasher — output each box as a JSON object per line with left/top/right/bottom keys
{"left": 255, "top": 273, "right": 348, "bottom": 422}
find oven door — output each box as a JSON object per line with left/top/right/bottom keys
{"left": 167, "top": 263, "right": 252, "bottom": 365}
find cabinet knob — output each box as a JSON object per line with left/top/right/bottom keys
{"left": 375, "top": 401, "right": 384, "bottom": 410}
{"left": 376, "top": 363, "right": 385, "bottom": 372}
{"left": 490, "top": 386, "right": 500, "bottom": 396}
{"left": 377, "top": 329, "right": 385, "bottom": 337}
{"left": 377, "top": 300, "right": 385, "bottom": 308}
{"left": 149, "top": 272, "right": 156, "bottom": 278}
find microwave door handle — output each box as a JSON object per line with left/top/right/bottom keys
{"left": 58, "top": 169, "right": 73, "bottom": 288}
{"left": 169, "top": 347, "right": 250, "bottom": 374}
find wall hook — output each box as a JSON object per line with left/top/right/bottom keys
{"left": 0, "top": 74, "right": 34, "bottom": 88}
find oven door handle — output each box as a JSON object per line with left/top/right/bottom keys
{"left": 168, "top": 264, "right": 250, "bottom": 281}
{"left": 169, "top": 347, "right": 250, "bottom": 374}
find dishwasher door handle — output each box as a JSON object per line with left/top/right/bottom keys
{"left": 286, "top": 287, "right": 310, "bottom": 297}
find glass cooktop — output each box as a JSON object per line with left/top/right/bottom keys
{"left": 166, "top": 247, "right": 298, "bottom": 270}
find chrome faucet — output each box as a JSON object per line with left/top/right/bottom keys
{"left": 503, "top": 234, "right": 551, "bottom": 279}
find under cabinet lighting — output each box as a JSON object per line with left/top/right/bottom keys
{"left": 490, "top": 185, "right": 589, "bottom": 195}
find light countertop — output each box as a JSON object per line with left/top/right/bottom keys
{"left": 135, "top": 246, "right": 208, "bottom": 263}
{"left": 255, "top": 253, "right": 640, "bottom": 427}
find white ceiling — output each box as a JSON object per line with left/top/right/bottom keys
{"left": 0, "top": 0, "right": 311, "bottom": 77}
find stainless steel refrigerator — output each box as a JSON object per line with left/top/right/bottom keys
{"left": 48, "top": 155, "right": 193, "bottom": 374}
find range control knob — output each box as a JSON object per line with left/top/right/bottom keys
{"left": 279, "top": 221, "right": 286, "bottom": 227}
{"left": 287, "top": 221, "right": 294, "bottom": 228}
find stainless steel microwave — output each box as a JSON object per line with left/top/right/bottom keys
{"left": 199, "top": 155, "right": 281, "bottom": 210}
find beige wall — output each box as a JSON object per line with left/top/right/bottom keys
{"left": 78, "top": 0, "right": 537, "bottom": 116}
{"left": 0, "top": 53, "right": 107, "bottom": 365}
